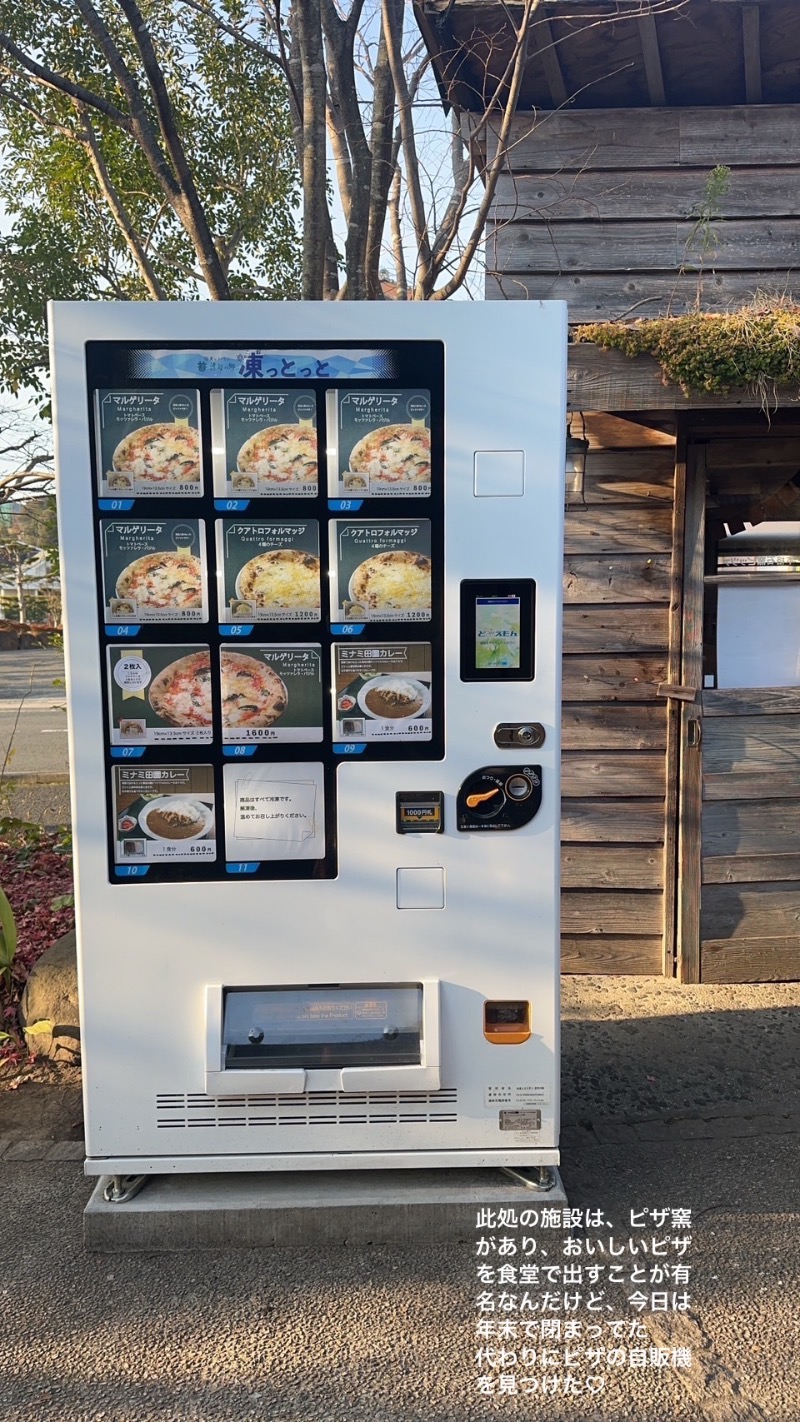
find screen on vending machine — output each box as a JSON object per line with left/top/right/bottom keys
{"left": 475, "top": 596, "right": 522, "bottom": 670}
{"left": 85, "top": 340, "right": 446, "bottom": 887}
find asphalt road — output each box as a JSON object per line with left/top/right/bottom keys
{"left": 0, "top": 649, "right": 68, "bottom": 777}
{"left": 0, "top": 651, "right": 71, "bottom": 824}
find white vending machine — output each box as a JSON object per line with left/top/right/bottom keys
{"left": 50, "top": 301, "right": 566, "bottom": 1190}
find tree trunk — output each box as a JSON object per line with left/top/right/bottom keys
{"left": 293, "top": 2, "right": 329, "bottom": 299}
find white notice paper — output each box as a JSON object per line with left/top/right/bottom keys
{"left": 716, "top": 584, "right": 800, "bottom": 688}
{"left": 223, "top": 763, "right": 325, "bottom": 861}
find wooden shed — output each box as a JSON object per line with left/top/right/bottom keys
{"left": 418, "top": 0, "right": 800, "bottom": 982}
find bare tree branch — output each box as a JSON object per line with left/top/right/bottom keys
{"left": 113, "top": 0, "right": 231, "bottom": 298}
{"left": 76, "top": 105, "right": 168, "bottom": 300}
{"left": 381, "top": 0, "right": 432, "bottom": 290}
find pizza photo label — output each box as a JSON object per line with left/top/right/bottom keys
{"left": 329, "top": 389, "right": 431, "bottom": 499}
{"left": 101, "top": 519, "right": 209, "bottom": 624}
{"left": 332, "top": 642, "right": 432, "bottom": 743}
{"left": 210, "top": 388, "right": 318, "bottom": 498}
{"left": 107, "top": 644, "right": 213, "bottom": 745}
{"left": 220, "top": 644, "right": 324, "bottom": 743}
{"left": 216, "top": 519, "right": 321, "bottom": 624}
{"left": 331, "top": 520, "right": 432, "bottom": 623}
{"left": 95, "top": 388, "right": 203, "bottom": 499}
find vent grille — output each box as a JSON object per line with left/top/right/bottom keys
{"left": 156, "top": 1088, "right": 458, "bottom": 1130}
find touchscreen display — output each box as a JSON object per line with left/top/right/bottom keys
{"left": 475, "top": 596, "right": 521, "bottom": 670}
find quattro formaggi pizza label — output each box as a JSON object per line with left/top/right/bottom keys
{"left": 220, "top": 644, "right": 323, "bottom": 743}
{"left": 333, "top": 643, "right": 432, "bottom": 743}
{"left": 210, "top": 389, "right": 318, "bottom": 497}
{"left": 113, "top": 764, "right": 216, "bottom": 864}
{"left": 329, "top": 389, "right": 431, "bottom": 498}
{"left": 95, "top": 389, "right": 202, "bottom": 498}
{"left": 216, "top": 520, "right": 321, "bottom": 624}
{"left": 107, "top": 645, "right": 213, "bottom": 745}
{"left": 331, "top": 520, "right": 432, "bottom": 622}
{"left": 101, "top": 519, "right": 209, "bottom": 624}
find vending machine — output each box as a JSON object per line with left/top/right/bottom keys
{"left": 50, "top": 301, "right": 566, "bottom": 1188}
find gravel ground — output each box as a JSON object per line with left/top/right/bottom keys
{"left": 2, "top": 975, "right": 799, "bottom": 1420}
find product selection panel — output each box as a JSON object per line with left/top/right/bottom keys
{"left": 85, "top": 341, "right": 445, "bottom": 884}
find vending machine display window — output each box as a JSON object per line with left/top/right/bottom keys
{"left": 84, "top": 338, "right": 445, "bottom": 885}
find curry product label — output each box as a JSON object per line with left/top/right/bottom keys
{"left": 333, "top": 643, "right": 432, "bottom": 742}
{"left": 113, "top": 765, "right": 216, "bottom": 864}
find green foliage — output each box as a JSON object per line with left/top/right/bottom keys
{"left": 573, "top": 302, "right": 800, "bottom": 400}
{"left": 683, "top": 164, "right": 732, "bottom": 268}
{"left": 0, "top": 0, "right": 301, "bottom": 394}
{"left": 0, "top": 886, "right": 17, "bottom": 990}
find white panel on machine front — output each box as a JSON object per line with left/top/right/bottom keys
{"left": 49, "top": 301, "right": 566, "bottom": 1172}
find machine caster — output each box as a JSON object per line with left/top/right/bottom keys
{"left": 103, "top": 1173, "right": 148, "bottom": 1204}
{"left": 500, "top": 1165, "right": 556, "bottom": 1192}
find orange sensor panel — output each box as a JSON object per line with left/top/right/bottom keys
{"left": 483, "top": 1000, "right": 531, "bottom": 1045}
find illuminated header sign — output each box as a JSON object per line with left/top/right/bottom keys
{"left": 129, "top": 348, "right": 397, "bottom": 381}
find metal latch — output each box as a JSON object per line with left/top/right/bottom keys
{"left": 687, "top": 719, "right": 702, "bottom": 748}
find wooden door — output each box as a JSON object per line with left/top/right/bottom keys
{"left": 678, "top": 439, "right": 800, "bottom": 982}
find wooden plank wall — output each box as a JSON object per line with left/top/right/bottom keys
{"left": 485, "top": 106, "right": 800, "bottom": 319}
{"left": 700, "top": 688, "right": 800, "bottom": 983}
{"left": 561, "top": 443, "right": 677, "bottom": 974}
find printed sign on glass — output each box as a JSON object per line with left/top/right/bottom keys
{"left": 333, "top": 643, "right": 432, "bottom": 742}
{"left": 220, "top": 644, "right": 323, "bottom": 743}
{"left": 223, "top": 762, "right": 326, "bottom": 862}
{"left": 107, "top": 645, "right": 212, "bottom": 744}
{"left": 216, "top": 520, "right": 321, "bottom": 623}
{"left": 101, "top": 519, "right": 208, "bottom": 623}
{"left": 328, "top": 389, "right": 430, "bottom": 498}
{"left": 95, "top": 389, "right": 202, "bottom": 498}
{"left": 331, "top": 520, "right": 431, "bottom": 622}
{"left": 211, "top": 389, "right": 318, "bottom": 498}
{"left": 113, "top": 764, "right": 216, "bottom": 864}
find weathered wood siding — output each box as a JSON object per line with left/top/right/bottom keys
{"left": 561, "top": 445, "right": 677, "bottom": 974}
{"left": 486, "top": 106, "right": 800, "bottom": 320}
{"left": 700, "top": 689, "right": 800, "bottom": 983}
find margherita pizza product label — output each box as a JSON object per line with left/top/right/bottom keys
{"left": 333, "top": 643, "right": 432, "bottom": 742}
{"left": 210, "top": 389, "right": 318, "bottom": 497}
{"left": 95, "top": 389, "right": 202, "bottom": 498}
{"left": 107, "top": 645, "right": 213, "bottom": 744}
{"left": 113, "top": 764, "right": 216, "bottom": 864}
{"left": 217, "top": 520, "right": 321, "bottom": 623}
{"left": 329, "top": 389, "right": 430, "bottom": 498}
{"left": 220, "top": 644, "right": 323, "bottom": 743}
{"left": 101, "top": 519, "right": 208, "bottom": 623}
{"left": 331, "top": 520, "right": 431, "bottom": 622}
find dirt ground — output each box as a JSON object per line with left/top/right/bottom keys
{"left": 0, "top": 1060, "right": 83, "bottom": 1143}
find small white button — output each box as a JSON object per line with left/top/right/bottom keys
{"left": 396, "top": 867, "right": 445, "bottom": 910}
{"left": 474, "top": 450, "right": 525, "bottom": 497}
